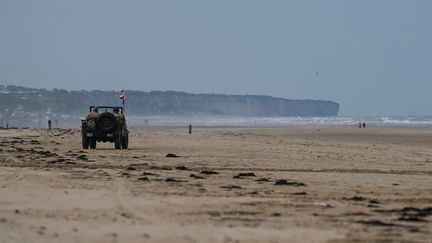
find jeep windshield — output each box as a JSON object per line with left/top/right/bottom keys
{"left": 89, "top": 106, "right": 123, "bottom": 114}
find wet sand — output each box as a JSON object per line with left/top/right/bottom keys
{"left": 0, "top": 125, "right": 431, "bottom": 242}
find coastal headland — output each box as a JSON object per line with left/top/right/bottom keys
{"left": 0, "top": 85, "right": 339, "bottom": 128}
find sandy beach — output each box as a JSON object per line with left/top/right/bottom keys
{"left": 0, "top": 125, "right": 431, "bottom": 242}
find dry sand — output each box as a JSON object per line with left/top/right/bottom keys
{"left": 0, "top": 125, "right": 431, "bottom": 242}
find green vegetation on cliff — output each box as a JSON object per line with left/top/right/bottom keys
{"left": 0, "top": 85, "right": 339, "bottom": 117}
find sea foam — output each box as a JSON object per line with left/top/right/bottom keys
{"left": 127, "top": 116, "right": 432, "bottom": 127}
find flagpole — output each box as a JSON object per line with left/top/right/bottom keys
{"left": 119, "top": 89, "right": 125, "bottom": 114}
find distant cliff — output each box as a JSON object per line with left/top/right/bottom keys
{"left": 0, "top": 85, "right": 339, "bottom": 126}
{"left": 125, "top": 91, "right": 339, "bottom": 117}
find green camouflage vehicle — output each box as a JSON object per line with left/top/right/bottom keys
{"left": 81, "top": 106, "right": 129, "bottom": 149}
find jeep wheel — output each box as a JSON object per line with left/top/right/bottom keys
{"left": 82, "top": 134, "right": 89, "bottom": 149}
{"left": 97, "top": 112, "right": 118, "bottom": 132}
{"left": 90, "top": 138, "right": 97, "bottom": 149}
{"left": 114, "top": 134, "right": 121, "bottom": 149}
{"left": 121, "top": 132, "right": 128, "bottom": 149}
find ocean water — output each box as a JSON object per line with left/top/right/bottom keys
{"left": 5, "top": 115, "right": 432, "bottom": 128}
{"left": 127, "top": 116, "right": 432, "bottom": 128}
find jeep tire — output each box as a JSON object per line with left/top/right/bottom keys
{"left": 121, "top": 132, "right": 129, "bottom": 149}
{"left": 114, "top": 133, "right": 121, "bottom": 149}
{"left": 97, "top": 112, "right": 118, "bottom": 132}
{"left": 89, "top": 138, "right": 97, "bottom": 149}
{"left": 82, "top": 133, "right": 89, "bottom": 149}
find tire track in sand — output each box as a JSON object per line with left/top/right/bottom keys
{"left": 0, "top": 156, "right": 31, "bottom": 243}
{"left": 110, "top": 173, "right": 152, "bottom": 224}
{"left": 0, "top": 156, "right": 25, "bottom": 188}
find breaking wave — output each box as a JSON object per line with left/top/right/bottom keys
{"left": 128, "top": 116, "right": 432, "bottom": 127}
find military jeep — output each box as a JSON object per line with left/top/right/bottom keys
{"left": 81, "top": 106, "right": 129, "bottom": 149}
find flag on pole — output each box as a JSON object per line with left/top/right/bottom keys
{"left": 119, "top": 89, "right": 125, "bottom": 105}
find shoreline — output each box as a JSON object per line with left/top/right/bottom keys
{"left": 4, "top": 114, "right": 432, "bottom": 129}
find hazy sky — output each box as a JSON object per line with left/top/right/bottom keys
{"left": 1, "top": 1, "right": 431, "bottom": 116}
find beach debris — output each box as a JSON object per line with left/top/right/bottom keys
{"left": 292, "top": 192, "right": 307, "bottom": 195}
{"left": 274, "top": 179, "right": 306, "bottom": 186}
{"left": 137, "top": 177, "right": 149, "bottom": 181}
{"left": 248, "top": 190, "right": 259, "bottom": 195}
{"left": 47, "top": 158, "right": 67, "bottom": 164}
{"left": 239, "top": 172, "right": 255, "bottom": 176}
{"left": 77, "top": 155, "right": 88, "bottom": 161}
{"left": 263, "top": 189, "right": 274, "bottom": 194}
{"left": 367, "top": 204, "right": 380, "bottom": 208}
{"left": 314, "top": 202, "right": 332, "bottom": 208}
{"left": 233, "top": 172, "right": 256, "bottom": 179}
{"left": 355, "top": 220, "right": 399, "bottom": 227}
{"left": 220, "top": 185, "right": 241, "bottom": 189}
{"left": 200, "top": 170, "right": 219, "bottom": 175}
{"left": 165, "top": 177, "right": 187, "bottom": 182}
{"left": 175, "top": 165, "right": 190, "bottom": 171}
{"left": 369, "top": 199, "right": 380, "bottom": 204}
{"left": 346, "top": 196, "right": 366, "bottom": 201}
{"left": 150, "top": 165, "right": 172, "bottom": 170}
{"left": 190, "top": 174, "right": 205, "bottom": 179}
{"left": 403, "top": 207, "right": 432, "bottom": 215}
{"left": 343, "top": 212, "right": 370, "bottom": 217}
{"left": 166, "top": 153, "right": 178, "bottom": 158}
{"left": 398, "top": 216, "right": 427, "bottom": 222}
{"left": 130, "top": 163, "right": 148, "bottom": 167}
{"left": 97, "top": 170, "right": 110, "bottom": 176}
{"left": 126, "top": 166, "right": 137, "bottom": 171}
{"left": 375, "top": 207, "right": 432, "bottom": 220}
{"left": 141, "top": 171, "right": 159, "bottom": 176}
{"left": 31, "top": 149, "right": 58, "bottom": 157}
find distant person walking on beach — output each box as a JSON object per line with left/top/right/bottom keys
{"left": 362, "top": 122, "right": 366, "bottom": 128}
{"left": 48, "top": 119, "right": 52, "bottom": 130}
